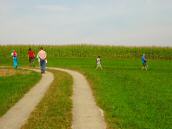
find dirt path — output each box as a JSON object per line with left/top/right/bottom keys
{"left": 0, "top": 67, "right": 106, "bottom": 129}
{"left": 0, "top": 69, "right": 54, "bottom": 129}
{"left": 49, "top": 67, "right": 106, "bottom": 129}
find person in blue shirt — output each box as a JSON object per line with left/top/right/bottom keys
{"left": 11, "top": 50, "right": 18, "bottom": 69}
{"left": 141, "top": 54, "right": 148, "bottom": 70}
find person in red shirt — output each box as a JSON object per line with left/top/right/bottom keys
{"left": 28, "top": 48, "right": 35, "bottom": 66}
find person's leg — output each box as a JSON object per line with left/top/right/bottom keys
{"left": 33, "top": 58, "right": 35, "bottom": 67}
{"left": 96, "top": 64, "right": 100, "bottom": 70}
{"left": 96, "top": 65, "right": 98, "bottom": 70}
{"left": 100, "top": 64, "right": 103, "bottom": 70}
{"left": 29, "top": 58, "right": 32, "bottom": 66}
{"left": 42, "top": 60, "right": 46, "bottom": 73}
{"left": 142, "top": 63, "right": 145, "bottom": 70}
{"left": 13, "top": 57, "right": 18, "bottom": 69}
{"left": 40, "top": 60, "right": 46, "bottom": 73}
{"left": 143, "top": 63, "right": 147, "bottom": 70}
{"left": 40, "top": 60, "right": 44, "bottom": 73}
{"left": 145, "top": 63, "right": 148, "bottom": 71}
{"left": 30, "top": 58, "right": 34, "bottom": 67}
{"left": 96, "top": 64, "right": 103, "bottom": 70}
{"left": 13, "top": 58, "right": 15, "bottom": 69}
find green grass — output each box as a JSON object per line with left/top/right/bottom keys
{"left": 0, "top": 68, "right": 41, "bottom": 116}
{"left": 84, "top": 61, "right": 172, "bottom": 129}
{"left": 0, "top": 45, "right": 171, "bottom": 67}
{"left": 21, "top": 70, "right": 73, "bottom": 129}
{"left": 47, "top": 58, "right": 172, "bottom": 129}
{"left": 0, "top": 45, "right": 171, "bottom": 129}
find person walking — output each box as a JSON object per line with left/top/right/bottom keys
{"left": 141, "top": 53, "right": 148, "bottom": 70}
{"left": 28, "top": 48, "right": 35, "bottom": 66}
{"left": 96, "top": 56, "right": 103, "bottom": 70}
{"left": 11, "top": 50, "right": 18, "bottom": 69}
{"left": 37, "top": 47, "right": 47, "bottom": 74}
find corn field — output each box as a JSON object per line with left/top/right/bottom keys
{"left": 0, "top": 45, "right": 171, "bottom": 60}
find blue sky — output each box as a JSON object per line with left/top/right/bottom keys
{"left": 0, "top": 0, "right": 172, "bottom": 46}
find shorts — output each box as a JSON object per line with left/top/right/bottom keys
{"left": 97, "top": 64, "right": 102, "bottom": 67}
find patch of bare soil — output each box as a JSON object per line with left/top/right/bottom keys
{"left": 0, "top": 68, "right": 31, "bottom": 77}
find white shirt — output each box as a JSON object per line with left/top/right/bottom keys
{"left": 96, "top": 58, "right": 101, "bottom": 65}
{"left": 38, "top": 50, "right": 47, "bottom": 60}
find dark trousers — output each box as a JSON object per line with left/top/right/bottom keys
{"left": 40, "top": 59, "right": 46, "bottom": 73}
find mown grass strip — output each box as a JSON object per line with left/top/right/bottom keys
{"left": 21, "top": 70, "right": 73, "bottom": 129}
{"left": 0, "top": 68, "right": 41, "bottom": 116}
{"left": 80, "top": 60, "right": 172, "bottom": 129}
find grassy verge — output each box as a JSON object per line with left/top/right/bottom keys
{"left": 48, "top": 58, "right": 172, "bottom": 129}
{"left": 21, "top": 70, "right": 73, "bottom": 129}
{"left": 0, "top": 68, "right": 41, "bottom": 116}
{"left": 83, "top": 64, "right": 172, "bottom": 129}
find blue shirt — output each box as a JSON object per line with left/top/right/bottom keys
{"left": 141, "top": 56, "right": 146, "bottom": 64}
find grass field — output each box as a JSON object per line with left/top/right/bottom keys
{"left": 0, "top": 68, "right": 41, "bottom": 116}
{"left": 0, "top": 45, "right": 171, "bottom": 129}
{"left": 0, "top": 45, "right": 171, "bottom": 66}
{"left": 22, "top": 70, "right": 73, "bottom": 129}
{"left": 49, "top": 58, "right": 172, "bottom": 129}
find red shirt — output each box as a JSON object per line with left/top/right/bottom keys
{"left": 28, "top": 50, "right": 35, "bottom": 58}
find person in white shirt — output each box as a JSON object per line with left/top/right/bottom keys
{"left": 96, "top": 56, "right": 103, "bottom": 70}
{"left": 37, "top": 47, "right": 47, "bottom": 74}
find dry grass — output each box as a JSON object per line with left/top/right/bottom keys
{"left": 0, "top": 68, "right": 31, "bottom": 77}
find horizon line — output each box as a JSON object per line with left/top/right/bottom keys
{"left": 0, "top": 43, "right": 171, "bottom": 48}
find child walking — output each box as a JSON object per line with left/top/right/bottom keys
{"left": 141, "top": 54, "right": 148, "bottom": 70}
{"left": 96, "top": 56, "right": 103, "bottom": 70}
{"left": 11, "top": 50, "right": 18, "bottom": 69}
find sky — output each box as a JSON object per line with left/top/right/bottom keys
{"left": 0, "top": 0, "right": 172, "bottom": 46}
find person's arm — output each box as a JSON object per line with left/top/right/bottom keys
{"left": 37, "top": 53, "right": 40, "bottom": 62}
{"left": 45, "top": 52, "right": 47, "bottom": 59}
{"left": 37, "top": 52, "right": 39, "bottom": 58}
